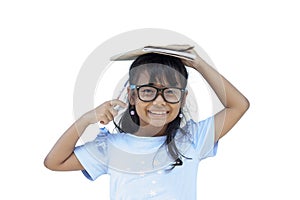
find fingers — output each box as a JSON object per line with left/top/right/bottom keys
{"left": 181, "top": 48, "right": 203, "bottom": 69}
{"left": 109, "top": 99, "right": 128, "bottom": 108}
{"left": 99, "top": 111, "right": 114, "bottom": 125}
{"left": 98, "top": 99, "right": 128, "bottom": 125}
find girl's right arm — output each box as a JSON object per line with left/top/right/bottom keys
{"left": 44, "top": 99, "right": 127, "bottom": 171}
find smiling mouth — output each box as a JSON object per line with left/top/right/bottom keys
{"left": 148, "top": 110, "right": 169, "bottom": 116}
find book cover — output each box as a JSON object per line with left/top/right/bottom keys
{"left": 110, "top": 45, "right": 196, "bottom": 61}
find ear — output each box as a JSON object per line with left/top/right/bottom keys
{"left": 127, "top": 86, "right": 136, "bottom": 105}
{"left": 181, "top": 90, "right": 188, "bottom": 107}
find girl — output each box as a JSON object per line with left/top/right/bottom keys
{"left": 44, "top": 45, "right": 249, "bottom": 199}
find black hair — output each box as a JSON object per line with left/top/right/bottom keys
{"left": 114, "top": 53, "right": 190, "bottom": 169}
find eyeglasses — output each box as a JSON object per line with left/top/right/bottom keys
{"left": 130, "top": 84, "right": 186, "bottom": 104}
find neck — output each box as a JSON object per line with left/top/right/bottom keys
{"left": 134, "top": 125, "right": 168, "bottom": 137}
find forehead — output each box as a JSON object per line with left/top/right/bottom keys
{"left": 135, "top": 71, "right": 151, "bottom": 85}
{"left": 135, "top": 69, "right": 183, "bottom": 87}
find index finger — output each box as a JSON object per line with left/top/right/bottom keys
{"left": 109, "top": 99, "right": 128, "bottom": 108}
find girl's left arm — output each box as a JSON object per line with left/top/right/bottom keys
{"left": 182, "top": 50, "right": 250, "bottom": 142}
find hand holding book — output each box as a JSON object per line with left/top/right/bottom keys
{"left": 110, "top": 44, "right": 196, "bottom": 61}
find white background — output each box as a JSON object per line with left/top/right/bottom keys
{"left": 1, "top": 0, "right": 299, "bottom": 199}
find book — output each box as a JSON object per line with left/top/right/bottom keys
{"left": 110, "top": 44, "right": 196, "bottom": 61}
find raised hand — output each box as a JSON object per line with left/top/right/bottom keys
{"left": 82, "top": 99, "right": 127, "bottom": 125}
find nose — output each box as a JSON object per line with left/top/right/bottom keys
{"left": 153, "top": 93, "right": 166, "bottom": 105}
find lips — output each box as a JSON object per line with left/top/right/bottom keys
{"left": 148, "top": 110, "right": 169, "bottom": 116}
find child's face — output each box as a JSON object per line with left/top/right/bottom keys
{"left": 131, "top": 71, "right": 185, "bottom": 132}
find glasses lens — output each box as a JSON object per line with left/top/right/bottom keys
{"left": 164, "top": 88, "right": 182, "bottom": 103}
{"left": 138, "top": 86, "right": 157, "bottom": 101}
{"left": 137, "top": 85, "right": 183, "bottom": 103}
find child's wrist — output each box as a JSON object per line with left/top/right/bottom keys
{"left": 79, "top": 114, "right": 93, "bottom": 126}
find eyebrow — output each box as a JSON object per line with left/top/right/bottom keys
{"left": 140, "top": 83, "right": 182, "bottom": 88}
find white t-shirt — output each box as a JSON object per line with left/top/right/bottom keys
{"left": 74, "top": 117, "right": 218, "bottom": 200}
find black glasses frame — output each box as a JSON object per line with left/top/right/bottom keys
{"left": 130, "top": 84, "right": 186, "bottom": 104}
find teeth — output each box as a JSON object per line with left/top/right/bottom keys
{"left": 149, "top": 111, "right": 167, "bottom": 115}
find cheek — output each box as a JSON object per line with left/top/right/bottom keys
{"left": 171, "top": 105, "right": 181, "bottom": 116}
{"left": 135, "top": 101, "right": 148, "bottom": 114}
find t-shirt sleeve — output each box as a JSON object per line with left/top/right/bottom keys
{"left": 74, "top": 129, "right": 109, "bottom": 181}
{"left": 189, "top": 116, "right": 218, "bottom": 161}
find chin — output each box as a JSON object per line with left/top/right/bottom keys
{"left": 148, "top": 119, "right": 169, "bottom": 128}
